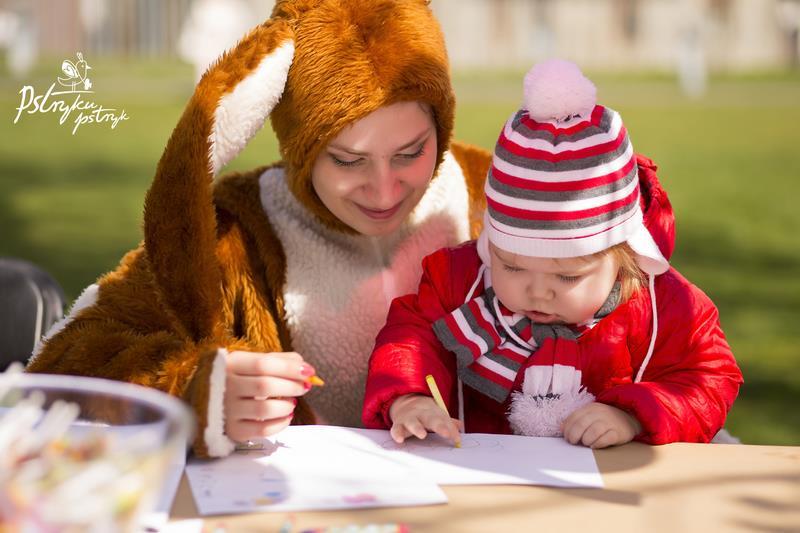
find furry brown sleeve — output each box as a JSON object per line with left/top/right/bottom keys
{"left": 24, "top": 245, "right": 248, "bottom": 456}
{"left": 26, "top": 170, "right": 315, "bottom": 457}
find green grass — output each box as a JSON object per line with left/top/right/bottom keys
{"left": 2, "top": 59, "right": 798, "bottom": 445}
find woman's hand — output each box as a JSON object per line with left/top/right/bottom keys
{"left": 562, "top": 402, "right": 641, "bottom": 449}
{"left": 223, "top": 351, "right": 316, "bottom": 442}
{"left": 388, "top": 394, "right": 462, "bottom": 445}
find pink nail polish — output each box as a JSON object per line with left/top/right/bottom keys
{"left": 303, "top": 381, "right": 312, "bottom": 391}
{"left": 300, "top": 364, "right": 315, "bottom": 377}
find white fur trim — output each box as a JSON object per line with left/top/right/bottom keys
{"left": 508, "top": 387, "right": 595, "bottom": 437}
{"left": 29, "top": 283, "right": 99, "bottom": 364}
{"left": 203, "top": 347, "right": 236, "bottom": 457}
{"left": 259, "top": 151, "right": 471, "bottom": 428}
{"left": 510, "top": 364, "right": 594, "bottom": 436}
{"left": 208, "top": 39, "right": 294, "bottom": 175}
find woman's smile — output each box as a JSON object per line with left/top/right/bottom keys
{"left": 354, "top": 199, "right": 405, "bottom": 220}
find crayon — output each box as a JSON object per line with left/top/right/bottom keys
{"left": 425, "top": 374, "right": 460, "bottom": 448}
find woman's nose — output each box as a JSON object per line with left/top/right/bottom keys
{"left": 367, "top": 161, "right": 401, "bottom": 208}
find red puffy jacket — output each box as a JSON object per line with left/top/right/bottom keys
{"left": 362, "top": 156, "right": 742, "bottom": 444}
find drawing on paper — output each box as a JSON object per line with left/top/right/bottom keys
{"left": 379, "top": 435, "right": 502, "bottom": 452}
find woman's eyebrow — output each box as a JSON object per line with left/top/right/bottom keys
{"left": 394, "top": 129, "right": 433, "bottom": 151}
{"left": 327, "top": 144, "right": 368, "bottom": 156}
{"left": 327, "top": 128, "right": 433, "bottom": 156}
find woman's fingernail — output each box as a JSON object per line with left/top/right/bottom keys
{"left": 300, "top": 363, "right": 315, "bottom": 377}
{"left": 303, "top": 381, "right": 312, "bottom": 391}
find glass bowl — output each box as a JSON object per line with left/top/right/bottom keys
{"left": 0, "top": 371, "right": 195, "bottom": 532}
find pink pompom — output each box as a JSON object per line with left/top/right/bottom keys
{"left": 523, "top": 59, "right": 596, "bottom": 123}
{"left": 507, "top": 388, "right": 595, "bottom": 437}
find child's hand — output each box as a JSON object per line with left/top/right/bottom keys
{"left": 223, "top": 350, "right": 315, "bottom": 443}
{"left": 389, "top": 394, "right": 462, "bottom": 445}
{"left": 562, "top": 402, "right": 641, "bottom": 449}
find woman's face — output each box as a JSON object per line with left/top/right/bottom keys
{"left": 311, "top": 101, "right": 438, "bottom": 236}
{"left": 489, "top": 243, "right": 620, "bottom": 325}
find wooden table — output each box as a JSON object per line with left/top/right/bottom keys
{"left": 170, "top": 442, "right": 800, "bottom": 532}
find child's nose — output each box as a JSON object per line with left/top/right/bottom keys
{"left": 526, "top": 279, "right": 554, "bottom": 301}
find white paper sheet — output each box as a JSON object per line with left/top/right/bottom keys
{"left": 185, "top": 426, "right": 603, "bottom": 515}
{"left": 354, "top": 428, "right": 604, "bottom": 487}
{"left": 185, "top": 426, "right": 447, "bottom": 515}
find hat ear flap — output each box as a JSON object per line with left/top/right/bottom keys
{"left": 144, "top": 18, "right": 294, "bottom": 341}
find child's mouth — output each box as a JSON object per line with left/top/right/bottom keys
{"left": 525, "top": 310, "right": 558, "bottom": 323}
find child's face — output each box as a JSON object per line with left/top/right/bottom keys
{"left": 489, "top": 243, "right": 620, "bottom": 325}
{"left": 311, "top": 101, "right": 437, "bottom": 237}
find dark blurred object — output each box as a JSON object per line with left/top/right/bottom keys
{"left": 0, "top": 258, "right": 65, "bottom": 370}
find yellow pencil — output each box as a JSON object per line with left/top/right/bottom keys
{"left": 425, "top": 374, "right": 461, "bottom": 448}
{"left": 307, "top": 375, "right": 325, "bottom": 387}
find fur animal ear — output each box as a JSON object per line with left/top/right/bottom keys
{"left": 144, "top": 18, "right": 294, "bottom": 341}
{"left": 206, "top": 28, "right": 295, "bottom": 175}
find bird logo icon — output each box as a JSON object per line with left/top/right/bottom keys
{"left": 57, "top": 52, "right": 92, "bottom": 91}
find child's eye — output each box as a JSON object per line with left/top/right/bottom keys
{"left": 503, "top": 264, "right": 523, "bottom": 273}
{"left": 330, "top": 154, "right": 363, "bottom": 167}
{"left": 557, "top": 274, "right": 581, "bottom": 283}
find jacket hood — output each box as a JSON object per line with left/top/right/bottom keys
{"left": 635, "top": 154, "right": 675, "bottom": 262}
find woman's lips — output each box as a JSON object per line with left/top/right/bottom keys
{"left": 355, "top": 200, "right": 404, "bottom": 220}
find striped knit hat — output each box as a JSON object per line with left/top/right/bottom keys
{"left": 480, "top": 59, "right": 669, "bottom": 275}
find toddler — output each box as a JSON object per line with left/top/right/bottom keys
{"left": 362, "top": 60, "right": 742, "bottom": 448}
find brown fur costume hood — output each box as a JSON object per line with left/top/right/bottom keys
{"left": 145, "top": 0, "right": 456, "bottom": 343}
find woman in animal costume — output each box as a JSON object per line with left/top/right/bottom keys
{"left": 27, "top": 0, "right": 490, "bottom": 457}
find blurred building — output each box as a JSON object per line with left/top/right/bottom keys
{"left": 435, "top": 0, "right": 800, "bottom": 71}
{"left": 1, "top": 0, "right": 798, "bottom": 72}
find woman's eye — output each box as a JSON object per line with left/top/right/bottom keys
{"left": 558, "top": 274, "right": 581, "bottom": 283}
{"left": 331, "top": 154, "right": 363, "bottom": 167}
{"left": 503, "top": 264, "right": 522, "bottom": 273}
{"left": 396, "top": 144, "right": 425, "bottom": 161}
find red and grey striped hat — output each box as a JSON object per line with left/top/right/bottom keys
{"left": 480, "top": 59, "right": 669, "bottom": 275}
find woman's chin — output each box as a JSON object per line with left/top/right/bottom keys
{"left": 354, "top": 218, "right": 403, "bottom": 237}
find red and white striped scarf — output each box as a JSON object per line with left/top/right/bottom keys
{"left": 432, "top": 268, "right": 620, "bottom": 403}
